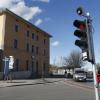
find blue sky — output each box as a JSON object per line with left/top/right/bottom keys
{"left": 30, "top": 0, "right": 100, "bottom": 65}
{"left": 0, "top": 0, "right": 100, "bottom": 67}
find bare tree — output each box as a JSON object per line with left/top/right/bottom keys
{"left": 63, "top": 50, "right": 85, "bottom": 71}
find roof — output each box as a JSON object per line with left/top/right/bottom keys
{"left": 0, "top": 8, "right": 52, "bottom": 38}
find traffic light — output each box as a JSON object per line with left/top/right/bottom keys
{"left": 73, "top": 7, "right": 95, "bottom": 64}
{"left": 73, "top": 19, "right": 93, "bottom": 62}
{"left": 73, "top": 19, "right": 88, "bottom": 51}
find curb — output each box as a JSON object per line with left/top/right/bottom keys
{"left": 0, "top": 80, "right": 62, "bottom": 88}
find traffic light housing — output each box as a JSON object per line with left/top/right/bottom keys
{"left": 73, "top": 19, "right": 88, "bottom": 50}
{"left": 73, "top": 19, "right": 91, "bottom": 62}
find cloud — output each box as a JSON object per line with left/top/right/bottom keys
{"left": 51, "top": 41, "right": 60, "bottom": 47}
{"left": 35, "top": 19, "right": 43, "bottom": 26}
{"left": 0, "top": 0, "right": 42, "bottom": 20}
{"left": 33, "top": 0, "right": 50, "bottom": 3}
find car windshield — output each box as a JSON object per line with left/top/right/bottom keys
{"left": 75, "top": 70, "right": 85, "bottom": 74}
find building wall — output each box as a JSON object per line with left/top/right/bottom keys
{"left": 1, "top": 11, "right": 50, "bottom": 77}
{"left": 0, "top": 14, "right": 5, "bottom": 50}
{"left": 0, "top": 13, "right": 6, "bottom": 71}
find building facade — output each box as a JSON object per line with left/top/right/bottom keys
{"left": 0, "top": 9, "right": 52, "bottom": 77}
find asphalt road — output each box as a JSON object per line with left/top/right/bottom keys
{"left": 0, "top": 79, "right": 98, "bottom": 100}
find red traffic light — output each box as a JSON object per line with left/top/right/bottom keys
{"left": 73, "top": 20, "right": 86, "bottom": 30}
{"left": 79, "top": 24, "right": 84, "bottom": 30}
{"left": 73, "top": 19, "right": 88, "bottom": 53}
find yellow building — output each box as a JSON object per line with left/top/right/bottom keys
{"left": 0, "top": 8, "right": 52, "bottom": 78}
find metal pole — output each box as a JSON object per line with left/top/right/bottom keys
{"left": 81, "top": 13, "right": 99, "bottom": 100}
{"left": 82, "top": 13, "right": 99, "bottom": 100}
{"left": 92, "top": 63, "right": 99, "bottom": 100}
{"left": 88, "top": 18, "right": 99, "bottom": 100}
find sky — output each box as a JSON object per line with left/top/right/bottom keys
{"left": 0, "top": 0, "right": 100, "bottom": 69}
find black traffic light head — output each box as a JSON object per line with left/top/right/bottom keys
{"left": 73, "top": 19, "right": 88, "bottom": 51}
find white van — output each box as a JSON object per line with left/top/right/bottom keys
{"left": 73, "top": 68, "right": 87, "bottom": 81}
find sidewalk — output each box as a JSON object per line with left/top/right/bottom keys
{"left": 0, "top": 78, "right": 63, "bottom": 88}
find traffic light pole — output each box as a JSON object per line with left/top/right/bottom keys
{"left": 86, "top": 18, "right": 95, "bottom": 63}
{"left": 92, "top": 63, "right": 99, "bottom": 100}
{"left": 88, "top": 18, "right": 100, "bottom": 100}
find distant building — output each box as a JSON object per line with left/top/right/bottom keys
{"left": 0, "top": 8, "right": 52, "bottom": 78}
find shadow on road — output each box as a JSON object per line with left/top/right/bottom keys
{"left": 7, "top": 81, "right": 26, "bottom": 83}
{"left": 48, "top": 75, "right": 65, "bottom": 78}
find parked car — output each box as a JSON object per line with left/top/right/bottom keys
{"left": 73, "top": 68, "right": 87, "bottom": 82}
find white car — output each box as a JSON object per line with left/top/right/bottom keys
{"left": 73, "top": 69, "right": 87, "bottom": 81}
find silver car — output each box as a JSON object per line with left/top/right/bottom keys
{"left": 73, "top": 69, "right": 87, "bottom": 81}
